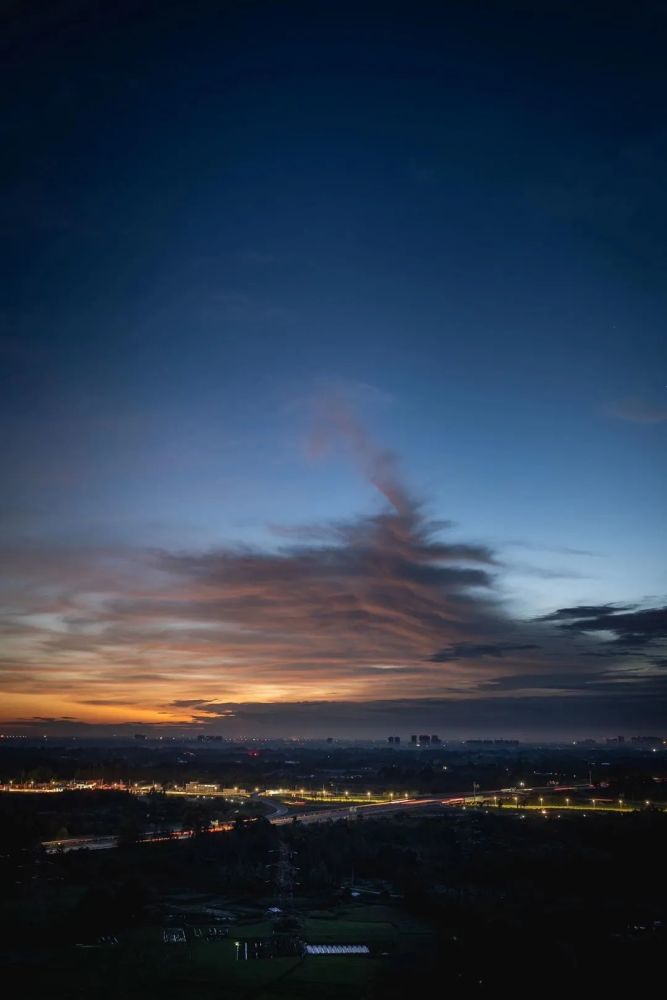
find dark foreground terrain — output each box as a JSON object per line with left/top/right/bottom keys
{"left": 1, "top": 801, "right": 665, "bottom": 998}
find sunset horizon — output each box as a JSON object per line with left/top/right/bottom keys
{"left": 2, "top": 1, "right": 665, "bottom": 739}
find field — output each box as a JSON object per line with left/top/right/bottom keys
{"left": 3, "top": 902, "right": 435, "bottom": 1000}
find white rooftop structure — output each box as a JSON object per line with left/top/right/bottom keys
{"left": 305, "top": 944, "right": 369, "bottom": 955}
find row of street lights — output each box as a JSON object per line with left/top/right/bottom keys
{"left": 506, "top": 795, "right": 646, "bottom": 811}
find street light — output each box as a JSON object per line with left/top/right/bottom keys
{"left": 565, "top": 797, "right": 570, "bottom": 807}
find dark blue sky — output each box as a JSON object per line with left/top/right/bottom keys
{"left": 1, "top": 1, "right": 665, "bottom": 736}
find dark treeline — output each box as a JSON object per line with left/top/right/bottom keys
{"left": 0, "top": 789, "right": 248, "bottom": 845}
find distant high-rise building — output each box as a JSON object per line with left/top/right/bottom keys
{"left": 418, "top": 734, "right": 431, "bottom": 745}
{"left": 410, "top": 735, "right": 418, "bottom": 745}
{"left": 431, "top": 734, "right": 441, "bottom": 744}
{"left": 387, "top": 736, "right": 401, "bottom": 744}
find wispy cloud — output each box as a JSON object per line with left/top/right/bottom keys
{"left": 0, "top": 396, "right": 664, "bottom": 732}
{"left": 429, "top": 643, "right": 541, "bottom": 663}
{"left": 606, "top": 398, "right": 667, "bottom": 424}
{"left": 537, "top": 603, "right": 667, "bottom": 648}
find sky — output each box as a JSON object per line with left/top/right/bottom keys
{"left": 1, "top": 0, "right": 666, "bottom": 738}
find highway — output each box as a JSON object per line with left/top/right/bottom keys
{"left": 42, "top": 799, "right": 436, "bottom": 852}
{"left": 40, "top": 782, "right": 663, "bottom": 853}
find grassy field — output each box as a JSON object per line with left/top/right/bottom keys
{"left": 5, "top": 901, "right": 435, "bottom": 999}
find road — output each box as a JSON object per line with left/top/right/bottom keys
{"left": 41, "top": 800, "right": 434, "bottom": 851}
{"left": 42, "top": 797, "right": 288, "bottom": 853}
{"left": 42, "top": 783, "right": 659, "bottom": 853}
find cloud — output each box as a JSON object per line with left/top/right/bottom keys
{"left": 170, "top": 699, "right": 214, "bottom": 708}
{"left": 305, "top": 389, "right": 411, "bottom": 515}
{"left": 502, "top": 562, "right": 589, "bottom": 580}
{"left": 607, "top": 398, "right": 667, "bottom": 424}
{"left": 429, "top": 643, "right": 541, "bottom": 663}
{"left": 7, "top": 685, "right": 667, "bottom": 739}
{"left": 151, "top": 494, "right": 503, "bottom": 695}
{"left": 537, "top": 604, "right": 635, "bottom": 621}
{"left": 503, "top": 541, "right": 601, "bottom": 558}
{"left": 538, "top": 603, "right": 667, "bottom": 648}
{"left": 0, "top": 398, "right": 665, "bottom": 733}
{"left": 31, "top": 716, "right": 77, "bottom": 722}
{"left": 480, "top": 667, "right": 666, "bottom": 694}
